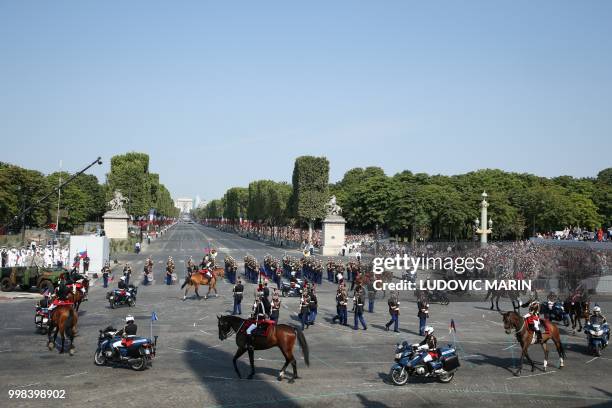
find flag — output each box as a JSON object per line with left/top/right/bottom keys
{"left": 151, "top": 311, "right": 158, "bottom": 321}
{"left": 449, "top": 319, "right": 456, "bottom": 334}
{"left": 79, "top": 250, "right": 88, "bottom": 259}
{"left": 42, "top": 288, "right": 50, "bottom": 297}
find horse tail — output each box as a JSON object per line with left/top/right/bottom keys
{"left": 65, "top": 308, "right": 76, "bottom": 338}
{"left": 295, "top": 328, "right": 310, "bottom": 367}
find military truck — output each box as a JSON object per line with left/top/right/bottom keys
{"left": 0, "top": 266, "right": 67, "bottom": 293}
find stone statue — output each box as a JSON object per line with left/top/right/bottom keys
{"left": 108, "top": 190, "right": 128, "bottom": 212}
{"left": 325, "top": 195, "right": 342, "bottom": 216}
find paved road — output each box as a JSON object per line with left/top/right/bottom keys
{"left": 1, "top": 223, "right": 611, "bottom": 408}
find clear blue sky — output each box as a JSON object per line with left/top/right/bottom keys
{"left": 1, "top": 1, "right": 611, "bottom": 201}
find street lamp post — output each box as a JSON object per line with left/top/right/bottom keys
{"left": 474, "top": 191, "right": 493, "bottom": 247}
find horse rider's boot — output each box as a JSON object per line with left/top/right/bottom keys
{"left": 246, "top": 334, "right": 254, "bottom": 350}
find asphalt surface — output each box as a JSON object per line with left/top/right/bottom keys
{"left": 1, "top": 223, "right": 612, "bottom": 408}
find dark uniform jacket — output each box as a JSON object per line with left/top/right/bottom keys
{"left": 417, "top": 300, "right": 429, "bottom": 318}
{"left": 388, "top": 299, "right": 400, "bottom": 315}
{"left": 233, "top": 283, "right": 244, "bottom": 301}
{"left": 419, "top": 334, "right": 437, "bottom": 350}
{"left": 117, "top": 322, "right": 138, "bottom": 337}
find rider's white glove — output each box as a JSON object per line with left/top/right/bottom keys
{"left": 417, "top": 344, "right": 429, "bottom": 351}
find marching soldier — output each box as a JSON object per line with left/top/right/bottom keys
{"left": 270, "top": 289, "right": 281, "bottom": 323}
{"left": 123, "top": 263, "right": 132, "bottom": 286}
{"left": 332, "top": 285, "right": 343, "bottom": 324}
{"left": 101, "top": 261, "right": 111, "bottom": 288}
{"left": 232, "top": 278, "right": 244, "bottom": 315}
{"left": 353, "top": 286, "right": 367, "bottom": 330}
{"left": 367, "top": 282, "right": 376, "bottom": 313}
{"left": 417, "top": 293, "right": 429, "bottom": 336}
{"left": 385, "top": 292, "right": 400, "bottom": 332}
{"left": 299, "top": 291, "right": 311, "bottom": 330}
{"left": 308, "top": 286, "right": 318, "bottom": 325}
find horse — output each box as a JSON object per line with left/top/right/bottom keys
{"left": 217, "top": 315, "right": 310, "bottom": 381}
{"left": 564, "top": 298, "right": 590, "bottom": 333}
{"left": 485, "top": 287, "right": 536, "bottom": 312}
{"left": 67, "top": 290, "right": 84, "bottom": 312}
{"left": 501, "top": 311, "right": 565, "bottom": 375}
{"left": 47, "top": 305, "right": 78, "bottom": 354}
{"left": 181, "top": 271, "right": 218, "bottom": 300}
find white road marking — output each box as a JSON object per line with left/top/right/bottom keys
{"left": 65, "top": 371, "right": 88, "bottom": 378}
{"left": 199, "top": 330, "right": 212, "bottom": 335}
{"left": 502, "top": 344, "right": 517, "bottom": 350}
{"left": 505, "top": 370, "right": 556, "bottom": 380}
{"left": 585, "top": 357, "right": 599, "bottom": 364}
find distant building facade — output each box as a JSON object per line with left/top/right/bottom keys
{"left": 175, "top": 198, "right": 194, "bottom": 214}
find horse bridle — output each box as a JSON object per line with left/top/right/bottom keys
{"left": 220, "top": 319, "right": 243, "bottom": 340}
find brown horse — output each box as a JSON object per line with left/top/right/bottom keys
{"left": 67, "top": 290, "right": 84, "bottom": 311}
{"left": 47, "top": 305, "right": 78, "bottom": 354}
{"left": 217, "top": 315, "right": 309, "bottom": 381}
{"left": 502, "top": 311, "right": 565, "bottom": 375}
{"left": 181, "top": 271, "right": 218, "bottom": 300}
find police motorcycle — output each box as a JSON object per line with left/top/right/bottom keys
{"left": 94, "top": 326, "right": 157, "bottom": 371}
{"left": 281, "top": 278, "right": 304, "bottom": 297}
{"left": 584, "top": 309, "right": 609, "bottom": 357}
{"left": 389, "top": 341, "right": 459, "bottom": 385}
{"left": 541, "top": 300, "right": 570, "bottom": 326}
{"left": 106, "top": 285, "right": 138, "bottom": 308}
{"left": 34, "top": 307, "right": 50, "bottom": 334}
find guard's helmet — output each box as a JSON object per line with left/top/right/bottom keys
{"left": 593, "top": 306, "right": 601, "bottom": 314}
{"left": 424, "top": 326, "right": 434, "bottom": 335}
{"left": 125, "top": 315, "right": 135, "bottom": 323}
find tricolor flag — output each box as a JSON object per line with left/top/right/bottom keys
{"left": 79, "top": 250, "right": 88, "bottom": 259}
{"left": 151, "top": 311, "right": 158, "bottom": 321}
{"left": 449, "top": 319, "right": 456, "bottom": 334}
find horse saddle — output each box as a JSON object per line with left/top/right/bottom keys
{"left": 241, "top": 319, "right": 275, "bottom": 337}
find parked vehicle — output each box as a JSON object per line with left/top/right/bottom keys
{"left": 0, "top": 266, "right": 65, "bottom": 293}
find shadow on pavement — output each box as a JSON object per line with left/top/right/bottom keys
{"left": 183, "top": 338, "right": 302, "bottom": 407}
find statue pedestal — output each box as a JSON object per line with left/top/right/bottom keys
{"left": 321, "top": 215, "right": 346, "bottom": 256}
{"left": 103, "top": 209, "right": 129, "bottom": 239}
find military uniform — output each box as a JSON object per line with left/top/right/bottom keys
{"left": 300, "top": 293, "right": 311, "bottom": 330}
{"left": 385, "top": 296, "right": 400, "bottom": 332}
{"left": 353, "top": 288, "right": 367, "bottom": 330}
{"left": 232, "top": 280, "right": 244, "bottom": 315}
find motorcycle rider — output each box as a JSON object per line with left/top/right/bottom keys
{"left": 413, "top": 326, "right": 439, "bottom": 372}
{"left": 112, "top": 315, "right": 138, "bottom": 356}
{"left": 590, "top": 305, "right": 607, "bottom": 324}
{"left": 37, "top": 290, "right": 52, "bottom": 309}
{"left": 118, "top": 275, "right": 128, "bottom": 290}
{"left": 524, "top": 301, "right": 543, "bottom": 343}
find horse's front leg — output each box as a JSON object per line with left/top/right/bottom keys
{"left": 47, "top": 323, "right": 55, "bottom": 350}
{"left": 496, "top": 296, "right": 501, "bottom": 311}
{"left": 233, "top": 347, "right": 247, "bottom": 379}
{"left": 183, "top": 287, "right": 189, "bottom": 301}
{"left": 524, "top": 348, "right": 536, "bottom": 372}
{"left": 247, "top": 346, "right": 255, "bottom": 379}
{"left": 60, "top": 334, "right": 65, "bottom": 354}
{"left": 541, "top": 342, "right": 549, "bottom": 371}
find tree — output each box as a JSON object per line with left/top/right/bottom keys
{"left": 224, "top": 187, "right": 249, "bottom": 220}
{"left": 106, "top": 152, "right": 151, "bottom": 217}
{"left": 291, "top": 156, "right": 329, "bottom": 242}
